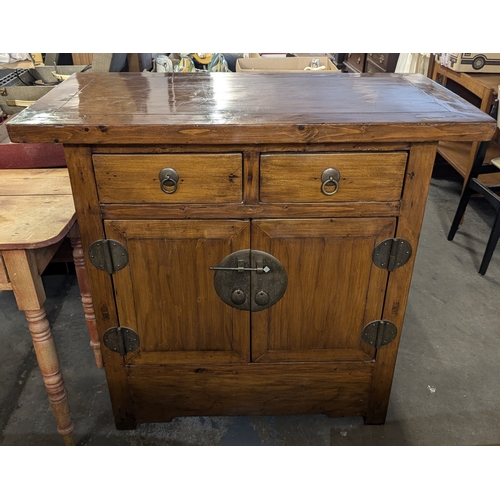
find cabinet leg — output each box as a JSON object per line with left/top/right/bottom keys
{"left": 70, "top": 235, "right": 103, "bottom": 369}
{"left": 25, "top": 308, "right": 75, "bottom": 445}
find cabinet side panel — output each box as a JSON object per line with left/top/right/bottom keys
{"left": 366, "top": 142, "right": 438, "bottom": 424}
{"left": 64, "top": 145, "right": 137, "bottom": 429}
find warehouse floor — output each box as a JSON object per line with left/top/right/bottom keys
{"left": 0, "top": 161, "right": 499, "bottom": 446}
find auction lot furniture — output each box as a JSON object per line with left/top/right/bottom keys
{"left": 7, "top": 72, "right": 495, "bottom": 429}
{"left": 0, "top": 168, "right": 101, "bottom": 444}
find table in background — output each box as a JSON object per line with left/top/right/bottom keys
{"left": 0, "top": 168, "right": 101, "bottom": 445}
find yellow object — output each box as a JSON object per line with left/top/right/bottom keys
{"left": 30, "top": 53, "right": 44, "bottom": 65}
{"left": 192, "top": 53, "right": 214, "bottom": 65}
{"left": 5, "top": 99, "right": 36, "bottom": 107}
{"left": 51, "top": 71, "right": 71, "bottom": 82}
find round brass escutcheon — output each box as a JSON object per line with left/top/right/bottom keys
{"left": 211, "top": 249, "right": 287, "bottom": 311}
{"left": 255, "top": 290, "right": 270, "bottom": 306}
{"left": 159, "top": 168, "right": 179, "bottom": 194}
{"left": 321, "top": 168, "right": 340, "bottom": 196}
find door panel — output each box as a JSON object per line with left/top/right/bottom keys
{"left": 251, "top": 218, "right": 396, "bottom": 362}
{"left": 105, "top": 220, "right": 250, "bottom": 364}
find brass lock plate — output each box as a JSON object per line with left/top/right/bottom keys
{"left": 211, "top": 250, "right": 288, "bottom": 311}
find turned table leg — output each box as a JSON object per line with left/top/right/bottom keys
{"left": 25, "top": 308, "right": 75, "bottom": 445}
{"left": 69, "top": 231, "right": 103, "bottom": 369}
{"left": 2, "top": 249, "right": 75, "bottom": 446}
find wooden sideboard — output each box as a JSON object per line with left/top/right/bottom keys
{"left": 7, "top": 72, "right": 495, "bottom": 428}
{"left": 343, "top": 53, "right": 399, "bottom": 74}
{"left": 431, "top": 61, "right": 500, "bottom": 187}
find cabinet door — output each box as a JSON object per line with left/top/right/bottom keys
{"left": 104, "top": 219, "right": 250, "bottom": 364}
{"left": 251, "top": 218, "right": 396, "bottom": 362}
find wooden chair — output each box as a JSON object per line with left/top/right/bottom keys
{"left": 0, "top": 168, "right": 102, "bottom": 445}
{"left": 447, "top": 100, "right": 500, "bottom": 275}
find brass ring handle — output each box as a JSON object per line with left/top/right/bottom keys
{"left": 159, "top": 168, "right": 179, "bottom": 194}
{"left": 321, "top": 177, "right": 339, "bottom": 196}
{"left": 321, "top": 168, "right": 340, "bottom": 196}
{"left": 161, "top": 176, "right": 178, "bottom": 194}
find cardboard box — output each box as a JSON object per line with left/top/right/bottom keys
{"left": 236, "top": 56, "right": 339, "bottom": 73}
{"left": 437, "top": 53, "right": 500, "bottom": 73}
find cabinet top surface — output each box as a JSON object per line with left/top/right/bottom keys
{"left": 7, "top": 72, "right": 496, "bottom": 145}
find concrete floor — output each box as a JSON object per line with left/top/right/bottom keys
{"left": 0, "top": 161, "right": 499, "bottom": 446}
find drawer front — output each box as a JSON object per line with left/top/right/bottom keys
{"left": 366, "top": 60, "right": 384, "bottom": 74}
{"left": 260, "top": 152, "right": 407, "bottom": 203}
{"left": 344, "top": 53, "right": 366, "bottom": 73}
{"left": 93, "top": 154, "right": 242, "bottom": 204}
{"left": 367, "top": 53, "right": 399, "bottom": 72}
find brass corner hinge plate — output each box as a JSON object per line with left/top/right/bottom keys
{"left": 361, "top": 320, "right": 398, "bottom": 349}
{"left": 103, "top": 327, "right": 140, "bottom": 356}
{"left": 372, "top": 238, "right": 412, "bottom": 272}
{"left": 88, "top": 239, "right": 128, "bottom": 274}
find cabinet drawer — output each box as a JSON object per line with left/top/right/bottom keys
{"left": 260, "top": 152, "right": 407, "bottom": 203}
{"left": 366, "top": 60, "right": 384, "bottom": 74}
{"left": 343, "top": 53, "right": 366, "bottom": 73}
{"left": 367, "top": 53, "right": 399, "bottom": 72}
{"left": 93, "top": 154, "right": 242, "bottom": 203}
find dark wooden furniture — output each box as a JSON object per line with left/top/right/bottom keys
{"left": 0, "top": 168, "right": 101, "bottom": 445}
{"left": 7, "top": 72, "right": 495, "bottom": 428}
{"left": 366, "top": 53, "right": 399, "bottom": 74}
{"left": 343, "top": 53, "right": 366, "bottom": 73}
{"left": 329, "top": 53, "right": 345, "bottom": 69}
{"left": 343, "top": 53, "right": 399, "bottom": 74}
{"left": 431, "top": 59, "right": 500, "bottom": 188}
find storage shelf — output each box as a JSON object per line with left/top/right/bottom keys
{"left": 438, "top": 139, "right": 500, "bottom": 186}
{"left": 431, "top": 57, "right": 500, "bottom": 188}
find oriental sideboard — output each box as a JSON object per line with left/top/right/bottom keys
{"left": 7, "top": 72, "right": 495, "bottom": 429}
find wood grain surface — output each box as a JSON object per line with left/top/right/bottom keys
{"left": 128, "top": 361, "right": 374, "bottom": 421}
{"left": 0, "top": 196, "right": 76, "bottom": 249}
{"left": 251, "top": 218, "right": 395, "bottom": 362}
{"left": 105, "top": 219, "right": 251, "bottom": 364}
{"left": 93, "top": 153, "right": 242, "bottom": 203}
{"left": 0, "top": 168, "right": 71, "bottom": 196}
{"left": 260, "top": 152, "right": 407, "bottom": 202}
{"left": 6, "top": 73, "right": 496, "bottom": 145}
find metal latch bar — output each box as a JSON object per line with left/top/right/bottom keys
{"left": 210, "top": 259, "right": 270, "bottom": 274}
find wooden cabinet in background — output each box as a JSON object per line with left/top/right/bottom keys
{"left": 366, "top": 53, "right": 400, "bottom": 74}
{"left": 343, "top": 53, "right": 366, "bottom": 73}
{"left": 431, "top": 58, "right": 500, "bottom": 187}
{"left": 7, "top": 72, "right": 495, "bottom": 429}
{"left": 343, "top": 53, "right": 399, "bottom": 74}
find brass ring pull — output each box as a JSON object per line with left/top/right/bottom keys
{"left": 159, "top": 168, "right": 179, "bottom": 194}
{"left": 161, "top": 176, "right": 177, "bottom": 194}
{"left": 321, "top": 177, "right": 339, "bottom": 196}
{"left": 321, "top": 168, "right": 340, "bottom": 196}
